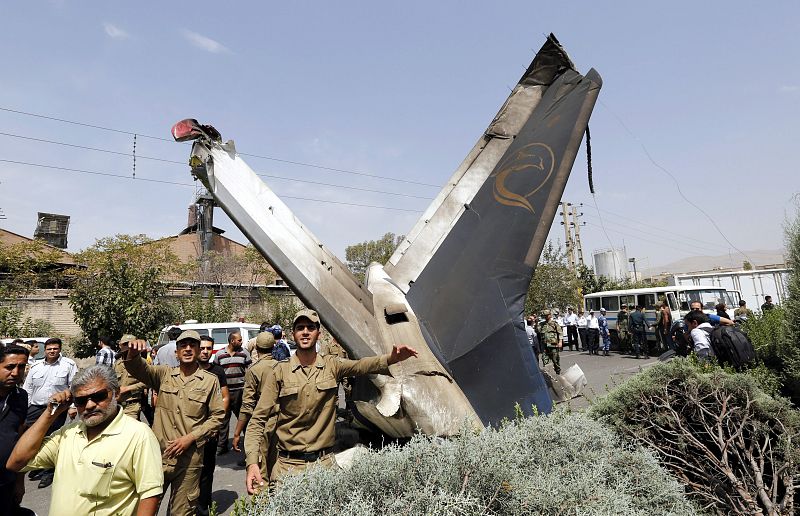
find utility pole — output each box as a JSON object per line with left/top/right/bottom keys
{"left": 571, "top": 205, "right": 585, "bottom": 268}
{"left": 560, "top": 201, "right": 575, "bottom": 270}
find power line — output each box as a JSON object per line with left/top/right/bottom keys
{"left": 0, "top": 129, "right": 438, "bottom": 198}
{"left": 582, "top": 220, "right": 702, "bottom": 258}
{"left": 0, "top": 105, "right": 441, "bottom": 187}
{"left": 582, "top": 203, "right": 733, "bottom": 252}
{"left": 597, "top": 100, "right": 753, "bottom": 264}
{"left": 581, "top": 213, "right": 727, "bottom": 256}
{"left": 0, "top": 131, "right": 184, "bottom": 165}
{"left": 0, "top": 158, "right": 423, "bottom": 213}
{"left": 0, "top": 130, "right": 434, "bottom": 200}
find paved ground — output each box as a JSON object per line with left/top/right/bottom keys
{"left": 18, "top": 350, "right": 660, "bottom": 515}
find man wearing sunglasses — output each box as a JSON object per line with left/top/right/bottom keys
{"left": 124, "top": 330, "right": 224, "bottom": 516}
{"left": 244, "top": 309, "right": 419, "bottom": 492}
{"left": 7, "top": 365, "right": 163, "bottom": 516}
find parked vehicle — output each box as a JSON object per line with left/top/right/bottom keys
{"left": 155, "top": 321, "right": 261, "bottom": 354}
{"left": 1, "top": 337, "right": 50, "bottom": 360}
{"left": 583, "top": 285, "right": 740, "bottom": 343}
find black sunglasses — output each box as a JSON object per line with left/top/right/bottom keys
{"left": 293, "top": 323, "right": 317, "bottom": 332}
{"left": 74, "top": 389, "right": 110, "bottom": 407}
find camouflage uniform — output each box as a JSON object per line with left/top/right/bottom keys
{"left": 538, "top": 313, "right": 562, "bottom": 375}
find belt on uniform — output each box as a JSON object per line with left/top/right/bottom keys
{"left": 278, "top": 447, "right": 333, "bottom": 462}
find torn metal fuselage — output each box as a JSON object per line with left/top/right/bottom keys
{"left": 179, "top": 33, "right": 601, "bottom": 437}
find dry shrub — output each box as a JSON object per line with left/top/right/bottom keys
{"left": 591, "top": 358, "right": 800, "bottom": 515}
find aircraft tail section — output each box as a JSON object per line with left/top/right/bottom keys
{"left": 386, "top": 34, "right": 576, "bottom": 289}
{"left": 399, "top": 37, "right": 602, "bottom": 425}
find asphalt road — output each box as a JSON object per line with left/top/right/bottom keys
{"left": 18, "top": 349, "right": 659, "bottom": 515}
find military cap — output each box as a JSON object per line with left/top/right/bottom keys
{"left": 292, "top": 309, "right": 320, "bottom": 327}
{"left": 119, "top": 334, "right": 137, "bottom": 344}
{"left": 542, "top": 309, "right": 551, "bottom": 316}
{"left": 176, "top": 330, "right": 201, "bottom": 343}
{"left": 255, "top": 331, "right": 276, "bottom": 350}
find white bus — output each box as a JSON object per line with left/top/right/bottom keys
{"left": 583, "top": 285, "right": 740, "bottom": 343}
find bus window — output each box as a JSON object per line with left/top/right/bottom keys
{"left": 678, "top": 289, "right": 727, "bottom": 311}
{"left": 585, "top": 297, "right": 601, "bottom": 312}
{"left": 724, "top": 291, "right": 740, "bottom": 308}
{"left": 637, "top": 294, "right": 656, "bottom": 310}
{"left": 619, "top": 295, "right": 635, "bottom": 308}
{"left": 601, "top": 296, "right": 620, "bottom": 311}
{"left": 666, "top": 292, "right": 678, "bottom": 311}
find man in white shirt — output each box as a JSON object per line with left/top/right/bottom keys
{"left": 525, "top": 315, "right": 540, "bottom": 364}
{"left": 21, "top": 337, "right": 77, "bottom": 488}
{"left": 563, "top": 307, "right": 579, "bottom": 352}
{"left": 576, "top": 310, "right": 588, "bottom": 353}
{"left": 684, "top": 311, "right": 715, "bottom": 361}
{"left": 586, "top": 311, "right": 600, "bottom": 355}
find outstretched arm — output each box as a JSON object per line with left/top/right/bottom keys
{"left": 7, "top": 389, "right": 71, "bottom": 472}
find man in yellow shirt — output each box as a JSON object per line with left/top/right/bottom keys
{"left": 6, "top": 364, "right": 163, "bottom": 516}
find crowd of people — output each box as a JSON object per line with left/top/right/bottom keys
{"left": 0, "top": 310, "right": 418, "bottom": 515}
{"left": 526, "top": 295, "right": 775, "bottom": 372}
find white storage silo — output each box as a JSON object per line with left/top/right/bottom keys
{"left": 592, "top": 248, "right": 629, "bottom": 280}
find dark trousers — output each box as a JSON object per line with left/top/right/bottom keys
{"left": 25, "top": 405, "right": 67, "bottom": 481}
{"left": 218, "top": 389, "right": 243, "bottom": 452}
{"left": 197, "top": 435, "right": 219, "bottom": 515}
{"left": 632, "top": 329, "right": 647, "bottom": 357}
{"left": 566, "top": 326, "right": 578, "bottom": 350}
{"left": 578, "top": 328, "right": 588, "bottom": 352}
{"left": 587, "top": 329, "right": 600, "bottom": 354}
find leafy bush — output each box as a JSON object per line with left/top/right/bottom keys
{"left": 743, "top": 307, "right": 800, "bottom": 404}
{"left": 591, "top": 358, "right": 800, "bottom": 515}
{"left": 233, "top": 412, "right": 697, "bottom": 516}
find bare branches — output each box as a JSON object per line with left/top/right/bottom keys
{"left": 591, "top": 359, "right": 800, "bottom": 516}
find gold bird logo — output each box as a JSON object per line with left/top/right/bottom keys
{"left": 491, "top": 143, "right": 555, "bottom": 213}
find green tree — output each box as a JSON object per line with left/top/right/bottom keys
{"left": 525, "top": 241, "right": 582, "bottom": 315}
{"left": 345, "top": 232, "right": 404, "bottom": 282}
{"left": 250, "top": 291, "right": 300, "bottom": 330}
{"left": 742, "top": 260, "right": 754, "bottom": 270}
{"left": 172, "top": 292, "right": 235, "bottom": 323}
{"left": 69, "top": 235, "right": 178, "bottom": 356}
{"left": 0, "top": 239, "right": 65, "bottom": 337}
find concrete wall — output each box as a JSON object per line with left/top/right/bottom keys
{"left": 17, "top": 289, "right": 81, "bottom": 337}
{"left": 17, "top": 287, "right": 299, "bottom": 339}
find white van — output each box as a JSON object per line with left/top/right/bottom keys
{"left": 155, "top": 321, "right": 261, "bottom": 354}
{"left": 1, "top": 337, "right": 51, "bottom": 360}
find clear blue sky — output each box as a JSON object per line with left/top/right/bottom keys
{"left": 1, "top": 1, "right": 798, "bottom": 272}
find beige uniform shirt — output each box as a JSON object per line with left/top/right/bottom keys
{"left": 125, "top": 356, "right": 225, "bottom": 467}
{"left": 114, "top": 359, "right": 145, "bottom": 404}
{"left": 244, "top": 353, "right": 389, "bottom": 466}
{"left": 238, "top": 355, "right": 277, "bottom": 423}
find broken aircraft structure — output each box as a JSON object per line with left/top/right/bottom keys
{"left": 172, "top": 34, "right": 601, "bottom": 436}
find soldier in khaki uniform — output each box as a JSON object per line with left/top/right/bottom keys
{"left": 244, "top": 309, "right": 418, "bottom": 493}
{"left": 115, "top": 335, "right": 146, "bottom": 419}
{"left": 233, "top": 331, "right": 279, "bottom": 481}
{"left": 538, "top": 310, "right": 562, "bottom": 375}
{"left": 124, "top": 330, "right": 225, "bottom": 516}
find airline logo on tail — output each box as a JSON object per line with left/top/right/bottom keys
{"left": 491, "top": 142, "right": 555, "bottom": 214}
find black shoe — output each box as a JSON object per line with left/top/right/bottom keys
{"left": 216, "top": 447, "right": 229, "bottom": 456}
{"left": 28, "top": 470, "right": 43, "bottom": 481}
{"left": 38, "top": 474, "right": 54, "bottom": 489}
{"left": 237, "top": 458, "right": 247, "bottom": 467}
